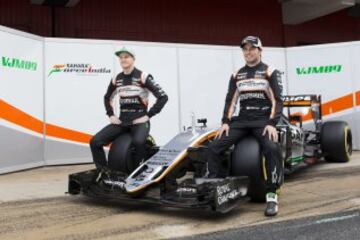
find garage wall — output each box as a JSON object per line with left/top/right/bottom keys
{"left": 0, "top": 26, "right": 44, "bottom": 174}
{"left": 2, "top": 0, "right": 359, "bottom": 48}
{"left": 0, "top": 0, "right": 284, "bottom": 47}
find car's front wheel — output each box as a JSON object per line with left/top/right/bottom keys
{"left": 231, "top": 136, "right": 266, "bottom": 202}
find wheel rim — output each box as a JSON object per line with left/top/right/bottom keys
{"left": 345, "top": 127, "right": 352, "bottom": 158}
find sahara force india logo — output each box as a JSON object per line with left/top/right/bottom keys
{"left": 48, "top": 63, "right": 111, "bottom": 77}
{"left": 296, "top": 64, "right": 342, "bottom": 75}
{"left": 1, "top": 56, "right": 37, "bottom": 71}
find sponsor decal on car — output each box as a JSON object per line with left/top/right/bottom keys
{"left": 282, "top": 95, "right": 312, "bottom": 102}
{"left": 102, "top": 179, "right": 125, "bottom": 189}
{"left": 176, "top": 187, "right": 197, "bottom": 194}
{"left": 216, "top": 182, "right": 242, "bottom": 206}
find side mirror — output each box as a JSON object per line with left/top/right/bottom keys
{"left": 197, "top": 118, "right": 207, "bottom": 127}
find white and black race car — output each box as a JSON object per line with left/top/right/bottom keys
{"left": 68, "top": 95, "right": 352, "bottom": 213}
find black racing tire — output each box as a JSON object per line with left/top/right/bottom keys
{"left": 108, "top": 134, "right": 158, "bottom": 174}
{"left": 231, "top": 136, "right": 266, "bottom": 203}
{"left": 108, "top": 134, "right": 133, "bottom": 173}
{"left": 320, "top": 121, "right": 352, "bottom": 163}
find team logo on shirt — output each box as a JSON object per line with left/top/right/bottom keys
{"left": 237, "top": 79, "right": 269, "bottom": 92}
{"left": 120, "top": 98, "right": 140, "bottom": 104}
{"left": 254, "top": 70, "right": 266, "bottom": 78}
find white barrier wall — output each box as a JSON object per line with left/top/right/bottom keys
{"left": 1, "top": 24, "right": 360, "bottom": 174}
{"left": 178, "top": 46, "right": 287, "bottom": 129}
{"left": 178, "top": 45, "right": 234, "bottom": 128}
{"left": 44, "top": 38, "right": 114, "bottom": 164}
{"left": 350, "top": 43, "right": 360, "bottom": 149}
{"left": 286, "top": 43, "right": 359, "bottom": 149}
{"left": 0, "top": 26, "right": 44, "bottom": 174}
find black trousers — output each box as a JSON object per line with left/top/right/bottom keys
{"left": 207, "top": 124, "right": 283, "bottom": 193}
{"left": 90, "top": 122, "right": 150, "bottom": 170}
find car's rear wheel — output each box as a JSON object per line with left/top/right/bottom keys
{"left": 320, "top": 121, "right": 352, "bottom": 163}
{"left": 231, "top": 136, "right": 266, "bottom": 202}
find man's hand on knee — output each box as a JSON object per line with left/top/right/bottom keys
{"left": 109, "top": 115, "right": 121, "bottom": 125}
{"left": 263, "top": 125, "right": 278, "bottom": 142}
{"left": 132, "top": 115, "right": 149, "bottom": 125}
{"left": 215, "top": 123, "right": 230, "bottom": 139}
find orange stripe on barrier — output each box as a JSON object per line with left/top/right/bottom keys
{"left": 0, "top": 99, "right": 43, "bottom": 134}
{"left": 1, "top": 91, "right": 360, "bottom": 144}
{"left": 356, "top": 91, "right": 360, "bottom": 106}
{"left": 0, "top": 99, "right": 92, "bottom": 144}
{"left": 321, "top": 93, "right": 353, "bottom": 116}
{"left": 46, "top": 123, "right": 92, "bottom": 144}
{"left": 294, "top": 93, "right": 354, "bottom": 122}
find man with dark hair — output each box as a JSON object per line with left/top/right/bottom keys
{"left": 207, "top": 36, "right": 284, "bottom": 216}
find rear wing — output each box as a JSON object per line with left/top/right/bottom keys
{"left": 282, "top": 95, "right": 323, "bottom": 129}
{"left": 282, "top": 95, "right": 321, "bottom": 107}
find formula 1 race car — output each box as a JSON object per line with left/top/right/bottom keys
{"left": 68, "top": 94, "right": 353, "bottom": 213}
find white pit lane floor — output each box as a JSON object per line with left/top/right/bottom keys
{"left": 0, "top": 152, "right": 359, "bottom": 240}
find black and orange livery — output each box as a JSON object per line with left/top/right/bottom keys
{"left": 222, "top": 62, "right": 283, "bottom": 127}
{"left": 104, "top": 68, "right": 168, "bottom": 125}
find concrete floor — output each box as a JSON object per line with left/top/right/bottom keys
{"left": 0, "top": 152, "right": 359, "bottom": 239}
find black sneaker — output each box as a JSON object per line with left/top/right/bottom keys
{"left": 265, "top": 192, "right": 278, "bottom": 217}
